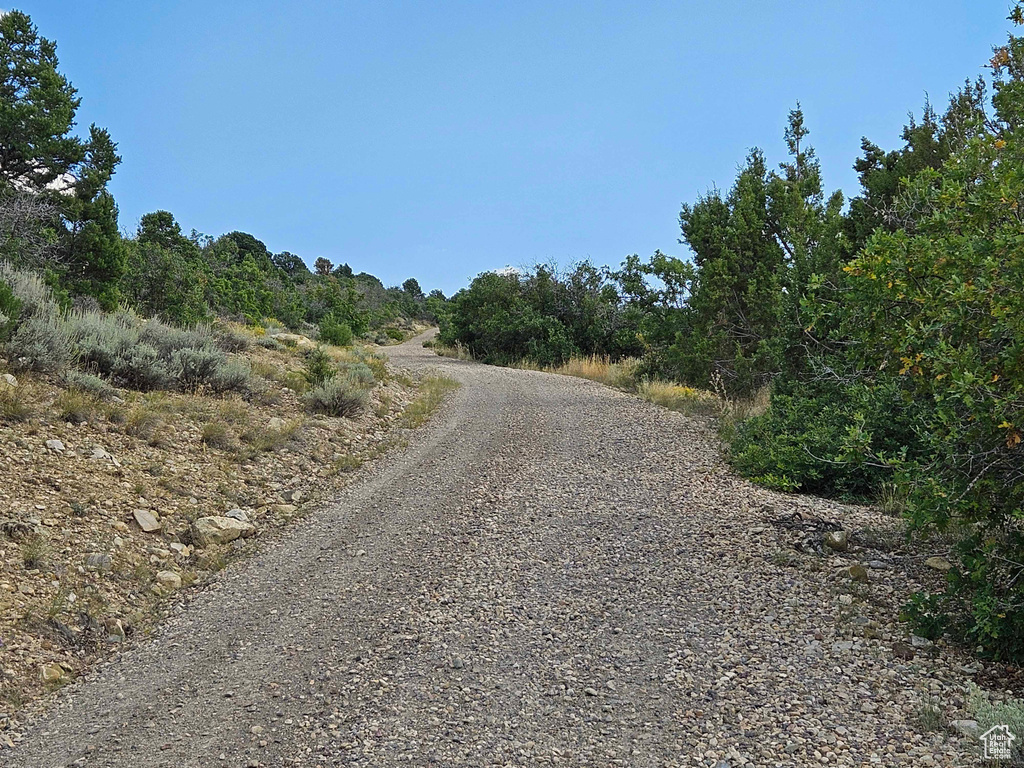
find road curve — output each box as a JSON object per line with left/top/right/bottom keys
{"left": 11, "top": 332, "right": 968, "bottom": 767}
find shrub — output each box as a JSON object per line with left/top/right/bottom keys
{"left": 384, "top": 327, "right": 404, "bottom": 341}
{"left": 303, "top": 375, "right": 369, "bottom": 417}
{"left": 111, "top": 343, "right": 172, "bottom": 390}
{"left": 318, "top": 316, "right": 353, "bottom": 347}
{"left": 62, "top": 369, "right": 114, "bottom": 399}
{"left": 338, "top": 361, "right": 375, "bottom": 388}
{"left": 0, "top": 279, "right": 21, "bottom": 340}
{"left": 214, "top": 324, "right": 251, "bottom": 352}
{"left": 172, "top": 347, "right": 224, "bottom": 390}
{"left": 255, "top": 336, "right": 281, "bottom": 350}
{"left": 303, "top": 347, "right": 335, "bottom": 387}
{"left": 6, "top": 313, "right": 75, "bottom": 373}
{"left": 0, "top": 262, "right": 58, "bottom": 319}
{"left": 210, "top": 359, "right": 253, "bottom": 393}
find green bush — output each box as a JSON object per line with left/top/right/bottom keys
{"left": 384, "top": 327, "right": 404, "bottom": 341}
{"left": 318, "top": 316, "right": 353, "bottom": 347}
{"left": 303, "top": 347, "right": 335, "bottom": 387}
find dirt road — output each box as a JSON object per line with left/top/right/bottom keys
{"left": 11, "top": 332, "right": 972, "bottom": 766}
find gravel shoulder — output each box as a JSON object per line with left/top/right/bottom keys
{"left": 10, "top": 331, "right": 978, "bottom": 767}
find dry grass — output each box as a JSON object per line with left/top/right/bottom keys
{"left": 55, "top": 389, "right": 103, "bottom": 424}
{"left": 200, "top": 420, "right": 237, "bottom": 451}
{"left": 431, "top": 341, "right": 473, "bottom": 360}
{"left": 400, "top": 375, "right": 461, "bottom": 428}
{"left": 0, "top": 384, "right": 33, "bottom": 423}
{"left": 548, "top": 355, "right": 639, "bottom": 390}
{"left": 637, "top": 379, "right": 720, "bottom": 416}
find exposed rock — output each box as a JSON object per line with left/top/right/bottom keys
{"left": 45, "top": 439, "right": 65, "bottom": 453}
{"left": 84, "top": 552, "right": 112, "bottom": 572}
{"left": 270, "top": 333, "right": 316, "bottom": 349}
{"left": 225, "top": 508, "right": 250, "bottom": 523}
{"left": 951, "top": 719, "right": 980, "bottom": 737}
{"left": 40, "top": 663, "right": 65, "bottom": 683}
{"left": 911, "top": 634, "right": 934, "bottom": 649}
{"left": 272, "top": 504, "right": 297, "bottom": 517}
{"left": 133, "top": 509, "right": 161, "bottom": 533}
{"left": 193, "top": 516, "right": 254, "bottom": 546}
{"left": 267, "top": 417, "right": 287, "bottom": 431}
{"left": 281, "top": 489, "right": 304, "bottom": 503}
{"left": 824, "top": 530, "right": 849, "bottom": 552}
{"left": 0, "top": 373, "right": 16, "bottom": 388}
{"left": 848, "top": 563, "right": 869, "bottom": 583}
{"left": 168, "top": 542, "right": 192, "bottom": 557}
{"left": 155, "top": 570, "right": 182, "bottom": 590}
{"left": 925, "top": 556, "right": 953, "bottom": 572}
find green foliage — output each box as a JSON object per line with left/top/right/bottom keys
{"left": 318, "top": 315, "right": 353, "bottom": 346}
{"left": 384, "top": 327, "right": 404, "bottom": 341}
{"left": 303, "top": 347, "right": 335, "bottom": 387}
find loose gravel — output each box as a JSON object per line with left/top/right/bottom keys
{"left": 10, "top": 332, "right": 978, "bottom": 766}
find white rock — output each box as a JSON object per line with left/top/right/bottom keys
{"left": 267, "top": 417, "right": 287, "bottom": 431}
{"left": 133, "top": 508, "right": 161, "bottom": 533}
{"left": 0, "top": 373, "right": 16, "bottom": 388}
{"left": 45, "top": 439, "right": 65, "bottom": 453}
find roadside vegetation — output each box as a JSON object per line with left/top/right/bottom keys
{"left": 433, "top": 6, "right": 1024, "bottom": 661}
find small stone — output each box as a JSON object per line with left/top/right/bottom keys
{"left": 867, "top": 560, "right": 891, "bottom": 569}
{"left": 281, "top": 489, "right": 304, "bottom": 503}
{"left": 155, "top": 571, "right": 182, "bottom": 590}
{"left": 451, "top": 657, "right": 465, "bottom": 669}
{"left": 225, "top": 508, "right": 250, "bottom": 523}
{"left": 250, "top": 725, "right": 264, "bottom": 735}
{"left": 169, "top": 542, "right": 191, "bottom": 557}
{"left": 0, "top": 373, "right": 17, "bottom": 388}
{"left": 267, "top": 417, "right": 286, "bottom": 431}
{"left": 133, "top": 509, "right": 161, "bottom": 533}
{"left": 84, "top": 552, "right": 112, "bottom": 572}
{"left": 40, "top": 663, "right": 65, "bottom": 683}
{"left": 910, "top": 634, "right": 934, "bottom": 649}
{"left": 272, "top": 504, "right": 297, "bottom": 517}
{"left": 45, "top": 439, "right": 65, "bottom": 453}
{"left": 848, "top": 563, "right": 869, "bottom": 583}
{"left": 925, "top": 556, "right": 953, "bottom": 573}
{"left": 583, "top": 687, "right": 600, "bottom": 697}
{"left": 861, "top": 702, "right": 878, "bottom": 713}
{"left": 824, "top": 530, "right": 849, "bottom": 552}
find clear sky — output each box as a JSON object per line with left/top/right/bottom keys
{"left": 17, "top": 1, "right": 1012, "bottom": 294}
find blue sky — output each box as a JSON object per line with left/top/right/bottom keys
{"left": 19, "top": 1, "right": 1011, "bottom": 294}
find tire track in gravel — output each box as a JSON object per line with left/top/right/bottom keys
{"left": 11, "top": 331, "right": 973, "bottom": 767}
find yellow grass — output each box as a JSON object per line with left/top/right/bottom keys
{"left": 637, "top": 379, "right": 720, "bottom": 416}
{"left": 548, "top": 355, "right": 639, "bottom": 389}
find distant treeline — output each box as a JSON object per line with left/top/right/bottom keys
{"left": 0, "top": 10, "right": 442, "bottom": 343}
{"left": 438, "top": 9, "right": 1024, "bottom": 658}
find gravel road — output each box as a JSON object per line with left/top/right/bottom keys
{"left": 10, "top": 332, "right": 974, "bottom": 767}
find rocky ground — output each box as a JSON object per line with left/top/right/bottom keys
{"left": 4, "top": 331, "right": 1006, "bottom": 766}
{"left": 0, "top": 333, "right": 421, "bottom": 728}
